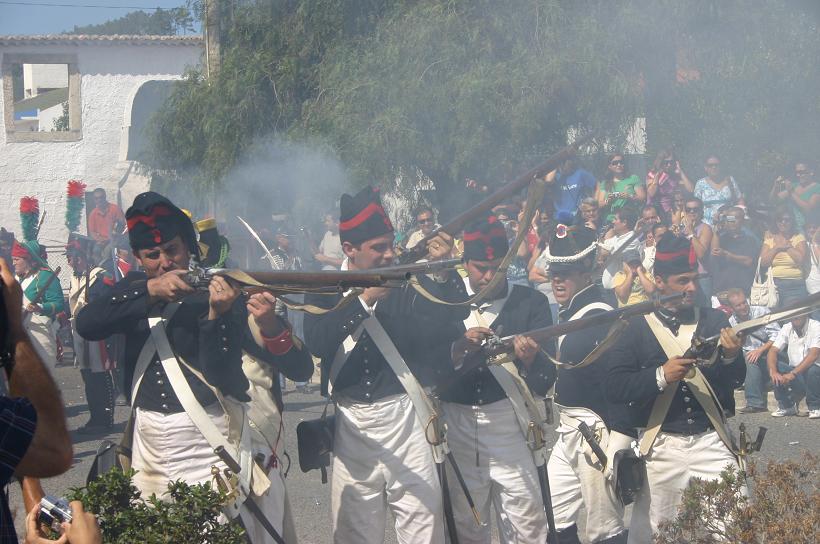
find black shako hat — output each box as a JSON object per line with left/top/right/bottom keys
{"left": 339, "top": 186, "right": 394, "bottom": 245}
{"left": 654, "top": 232, "right": 696, "bottom": 276}
{"left": 463, "top": 214, "right": 509, "bottom": 261}
{"left": 543, "top": 224, "right": 598, "bottom": 273}
{"left": 126, "top": 191, "right": 199, "bottom": 256}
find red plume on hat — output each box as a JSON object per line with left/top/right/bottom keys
{"left": 65, "top": 180, "right": 87, "bottom": 233}
{"left": 20, "top": 197, "right": 40, "bottom": 242}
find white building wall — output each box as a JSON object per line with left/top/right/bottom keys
{"left": 0, "top": 38, "right": 202, "bottom": 257}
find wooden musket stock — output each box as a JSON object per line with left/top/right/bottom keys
{"left": 188, "top": 258, "right": 461, "bottom": 294}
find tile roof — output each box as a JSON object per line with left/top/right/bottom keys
{"left": 0, "top": 35, "right": 203, "bottom": 46}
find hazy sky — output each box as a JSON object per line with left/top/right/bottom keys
{"left": 0, "top": 0, "right": 198, "bottom": 35}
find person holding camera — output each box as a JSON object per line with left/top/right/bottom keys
{"left": 0, "top": 257, "right": 72, "bottom": 543}
{"left": 710, "top": 207, "right": 760, "bottom": 297}
{"left": 770, "top": 161, "right": 820, "bottom": 229}
{"left": 24, "top": 500, "right": 101, "bottom": 544}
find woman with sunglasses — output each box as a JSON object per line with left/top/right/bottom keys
{"left": 596, "top": 152, "right": 646, "bottom": 222}
{"left": 680, "top": 197, "right": 714, "bottom": 304}
{"left": 770, "top": 161, "right": 820, "bottom": 230}
{"left": 760, "top": 208, "right": 809, "bottom": 305}
{"left": 646, "top": 149, "right": 694, "bottom": 216}
{"left": 694, "top": 155, "right": 745, "bottom": 226}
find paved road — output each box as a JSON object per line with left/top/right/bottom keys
{"left": 10, "top": 367, "right": 819, "bottom": 543}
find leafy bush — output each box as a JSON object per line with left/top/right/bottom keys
{"left": 67, "top": 469, "right": 246, "bottom": 544}
{"left": 655, "top": 453, "right": 819, "bottom": 544}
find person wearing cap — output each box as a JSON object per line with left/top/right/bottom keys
{"left": 76, "top": 192, "right": 312, "bottom": 541}
{"left": 440, "top": 214, "right": 555, "bottom": 542}
{"left": 304, "top": 186, "right": 469, "bottom": 544}
{"left": 541, "top": 224, "right": 630, "bottom": 544}
{"left": 11, "top": 239, "right": 65, "bottom": 370}
{"left": 195, "top": 218, "right": 233, "bottom": 268}
{"left": 606, "top": 232, "right": 744, "bottom": 538}
{"left": 66, "top": 234, "right": 116, "bottom": 434}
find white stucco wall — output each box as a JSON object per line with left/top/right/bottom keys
{"left": 0, "top": 37, "right": 202, "bottom": 259}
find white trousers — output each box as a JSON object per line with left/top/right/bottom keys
{"left": 628, "top": 430, "right": 741, "bottom": 542}
{"left": 331, "top": 393, "right": 444, "bottom": 544}
{"left": 27, "top": 313, "right": 56, "bottom": 372}
{"left": 547, "top": 408, "right": 626, "bottom": 542}
{"left": 441, "top": 399, "right": 548, "bottom": 544}
{"left": 132, "top": 404, "right": 289, "bottom": 543}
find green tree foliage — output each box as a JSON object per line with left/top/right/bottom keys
{"left": 147, "top": 0, "right": 820, "bottom": 201}
{"left": 67, "top": 468, "right": 246, "bottom": 543}
{"left": 67, "top": 8, "right": 194, "bottom": 36}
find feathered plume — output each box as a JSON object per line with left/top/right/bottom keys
{"left": 65, "top": 180, "right": 86, "bottom": 232}
{"left": 20, "top": 197, "right": 40, "bottom": 242}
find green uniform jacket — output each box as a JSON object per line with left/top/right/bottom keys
{"left": 24, "top": 268, "right": 65, "bottom": 318}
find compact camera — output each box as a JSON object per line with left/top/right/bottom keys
{"left": 38, "top": 496, "right": 72, "bottom": 533}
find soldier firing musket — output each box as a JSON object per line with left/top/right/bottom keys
{"left": 303, "top": 186, "right": 472, "bottom": 544}
{"left": 76, "top": 192, "right": 314, "bottom": 543}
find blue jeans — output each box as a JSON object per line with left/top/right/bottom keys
{"left": 774, "top": 278, "right": 808, "bottom": 308}
{"left": 742, "top": 353, "right": 769, "bottom": 409}
{"left": 773, "top": 361, "right": 820, "bottom": 411}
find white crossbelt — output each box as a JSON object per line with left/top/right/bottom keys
{"left": 147, "top": 308, "right": 271, "bottom": 518}
{"left": 640, "top": 311, "right": 741, "bottom": 468}
{"left": 471, "top": 309, "right": 548, "bottom": 466}
{"left": 362, "top": 317, "right": 451, "bottom": 463}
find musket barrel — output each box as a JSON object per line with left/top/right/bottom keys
{"left": 487, "top": 293, "right": 685, "bottom": 356}
{"left": 399, "top": 136, "right": 593, "bottom": 263}
{"left": 432, "top": 293, "right": 684, "bottom": 396}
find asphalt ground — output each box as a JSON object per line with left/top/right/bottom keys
{"left": 9, "top": 366, "right": 819, "bottom": 543}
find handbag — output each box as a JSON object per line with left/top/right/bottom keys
{"left": 296, "top": 400, "right": 334, "bottom": 484}
{"left": 750, "top": 257, "right": 778, "bottom": 308}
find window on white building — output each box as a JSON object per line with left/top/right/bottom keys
{"left": 2, "top": 54, "right": 82, "bottom": 142}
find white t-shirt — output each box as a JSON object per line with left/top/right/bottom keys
{"left": 773, "top": 318, "right": 820, "bottom": 368}
{"left": 318, "top": 230, "right": 344, "bottom": 270}
{"left": 600, "top": 230, "right": 640, "bottom": 289}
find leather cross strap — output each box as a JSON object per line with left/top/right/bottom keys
{"left": 545, "top": 302, "right": 628, "bottom": 369}
{"left": 640, "top": 310, "right": 739, "bottom": 463}
{"left": 148, "top": 310, "right": 271, "bottom": 515}
{"left": 472, "top": 310, "right": 548, "bottom": 466}
{"left": 362, "top": 317, "right": 451, "bottom": 463}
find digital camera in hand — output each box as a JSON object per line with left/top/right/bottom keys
{"left": 39, "top": 495, "right": 73, "bottom": 533}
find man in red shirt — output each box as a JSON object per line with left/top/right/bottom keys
{"left": 87, "top": 188, "right": 125, "bottom": 245}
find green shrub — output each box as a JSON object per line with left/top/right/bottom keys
{"left": 655, "top": 453, "right": 819, "bottom": 544}
{"left": 67, "top": 469, "right": 246, "bottom": 544}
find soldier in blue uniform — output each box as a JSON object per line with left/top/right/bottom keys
{"left": 606, "top": 232, "right": 744, "bottom": 538}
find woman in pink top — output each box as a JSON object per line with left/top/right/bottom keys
{"left": 646, "top": 149, "right": 694, "bottom": 216}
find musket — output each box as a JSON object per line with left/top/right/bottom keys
{"left": 373, "top": 258, "right": 461, "bottom": 276}
{"left": 187, "top": 266, "right": 410, "bottom": 294}
{"left": 432, "top": 293, "right": 685, "bottom": 395}
{"left": 22, "top": 266, "right": 62, "bottom": 318}
{"left": 187, "top": 257, "right": 463, "bottom": 294}
{"left": 399, "top": 136, "right": 593, "bottom": 263}
{"left": 685, "top": 291, "right": 820, "bottom": 366}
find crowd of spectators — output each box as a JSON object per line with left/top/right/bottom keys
{"left": 2, "top": 155, "right": 819, "bottom": 541}
{"left": 428, "top": 151, "right": 819, "bottom": 420}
